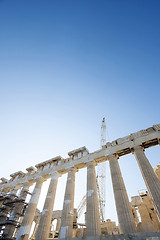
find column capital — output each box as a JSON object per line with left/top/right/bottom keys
{"left": 50, "top": 171, "right": 61, "bottom": 180}
{"left": 107, "top": 153, "right": 119, "bottom": 161}
{"left": 36, "top": 176, "right": 45, "bottom": 183}
{"left": 22, "top": 181, "right": 32, "bottom": 188}
{"left": 86, "top": 160, "right": 96, "bottom": 168}
{"left": 68, "top": 166, "right": 78, "bottom": 173}
{"left": 131, "top": 145, "right": 144, "bottom": 154}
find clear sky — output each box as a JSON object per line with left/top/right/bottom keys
{"left": 0, "top": 0, "right": 160, "bottom": 226}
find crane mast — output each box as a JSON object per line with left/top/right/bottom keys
{"left": 77, "top": 118, "right": 107, "bottom": 222}
{"left": 101, "top": 117, "right": 106, "bottom": 147}
{"left": 97, "top": 117, "right": 106, "bottom": 221}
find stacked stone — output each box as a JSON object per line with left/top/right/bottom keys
{"left": 108, "top": 154, "right": 136, "bottom": 234}
{"left": 35, "top": 172, "right": 60, "bottom": 240}
{"left": 59, "top": 168, "right": 76, "bottom": 239}
{"left": 16, "top": 177, "right": 44, "bottom": 240}
{"left": 86, "top": 161, "right": 101, "bottom": 236}
{"left": 133, "top": 146, "right": 160, "bottom": 221}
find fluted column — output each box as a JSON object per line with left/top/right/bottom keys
{"left": 108, "top": 154, "right": 136, "bottom": 234}
{"left": 59, "top": 167, "right": 76, "bottom": 239}
{"left": 3, "top": 183, "right": 30, "bottom": 238}
{"left": 35, "top": 172, "right": 60, "bottom": 240}
{"left": 16, "top": 177, "right": 44, "bottom": 240}
{"left": 133, "top": 145, "right": 160, "bottom": 220}
{"left": 86, "top": 161, "right": 101, "bottom": 237}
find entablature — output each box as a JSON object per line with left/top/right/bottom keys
{"left": 1, "top": 123, "right": 160, "bottom": 191}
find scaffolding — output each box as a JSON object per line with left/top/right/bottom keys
{"left": 0, "top": 191, "right": 29, "bottom": 239}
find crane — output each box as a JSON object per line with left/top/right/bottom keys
{"left": 77, "top": 118, "right": 107, "bottom": 222}
{"left": 96, "top": 117, "right": 106, "bottom": 221}
{"left": 101, "top": 117, "right": 106, "bottom": 147}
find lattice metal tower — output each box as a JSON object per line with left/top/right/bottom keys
{"left": 97, "top": 117, "right": 106, "bottom": 221}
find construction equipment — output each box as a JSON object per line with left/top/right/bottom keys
{"left": 77, "top": 118, "right": 107, "bottom": 222}
{"left": 96, "top": 118, "right": 106, "bottom": 221}
{"left": 77, "top": 195, "right": 86, "bottom": 219}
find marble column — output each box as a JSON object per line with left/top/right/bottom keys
{"left": 3, "top": 183, "right": 30, "bottom": 238}
{"left": 35, "top": 172, "right": 60, "bottom": 240}
{"left": 108, "top": 154, "right": 136, "bottom": 234}
{"left": 133, "top": 145, "right": 160, "bottom": 220}
{"left": 59, "top": 167, "right": 76, "bottom": 239}
{"left": 16, "top": 177, "right": 44, "bottom": 240}
{"left": 86, "top": 161, "right": 101, "bottom": 237}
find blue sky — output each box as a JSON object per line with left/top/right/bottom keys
{"left": 0, "top": 0, "right": 160, "bottom": 224}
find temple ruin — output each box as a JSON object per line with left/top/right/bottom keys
{"left": 0, "top": 124, "right": 160, "bottom": 240}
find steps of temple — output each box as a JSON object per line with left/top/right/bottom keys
{"left": 50, "top": 231, "right": 160, "bottom": 240}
